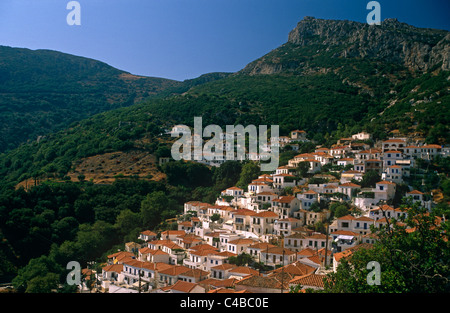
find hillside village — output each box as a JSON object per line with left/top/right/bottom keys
{"left": 84, "top": 129, "right": 448, "bottom": 293}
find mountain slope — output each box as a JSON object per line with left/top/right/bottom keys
{"left": 241, "top": 17, "right": 449, "bottom": 75}
{"left": 148, "top": 17, "right": 449, "bottom": 141}
{"left": 0, "top": 17, "right": 448, "bottom": 191}
{"left": 0, "top": 46, "right": 183, "bottom": 153}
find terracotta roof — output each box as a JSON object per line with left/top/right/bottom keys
{"left": 331, "top": 230, "right": 359, "bottom": 236}
{"left": 235, "top": 273, "right": 290, "bottom": 290}
{"left": 405, "top": 145, "right": 420, "bottom": 149}
{"left": 265, "top": 247, "right": 296, "bottom": 255}
{"left": 269, "top": 261, "right": 316, "bottom": 277}
{"left": 339, "top": 182, "right": 361, "bottom": 188}
{"left": 305, "top": 233, "right": 331, "bottom": 240}
{"left": 305, "top": 254, "right": 321, "bottom": 265}
{"left": 365, "top": 159, "right": 382, "bottom": 162}
{"left": 199, "top": 278, "right": 237, "bottom": 289}
{"left": 162, "top": 242, "right": 183, "bottom": 250}
{"left": 273, "top": 173, "right": 295, "bottom": 177}
{"left": 297, "top": 248, "right": 316, "bottom": 257}
{"left": 161, "top": 230, "right": 186, "bottom": 237}
{"left": 355, "top": 216, "right": 375, "bottom": 222}
{"left": 204, "top": 232, "right": 223, "bottom": 238}
{"left": 189, "top": 244, "right": 218, "bottom": 252}
{"left": 160, "top": 280, "right": 199, "bottom": 293}
{"left": 191, "top": 249, "right": 219, "bottom": 257}
{"left": 285, "top": 233, "right": 306, "bottom": 239}
{"left": 407, "top": 190, "right": 424, "bottom": 195}
{"left": 216, "top": 251, "right": 237, "bottom": 258}
{"left": 376, "top": 180, "right": 396, "bottom": 185}
{"left": 226, "top": 186, "right": 244, "bottom": 191}
{"left": 248, "top": 242, "right": 276, "bottom": 250}
{"left": 383, "top": 139, "right": 406, "bottom": 143}
{"left": 232, "top": 209, "right": 257, "bottom": 216}
{"left": 333, "top": 243, "right": 373, "bottom": 262}
{"left": 179, "top": 268, "right": 210, "bottom": 278}
{"left": 273, "top": 196, "right": 296, "bottom": 203}
{"left": 229, "top": 266, "right": 260, "bottom": 276}
{"left": 139, "top": 247, "right": 169, "bottom": 256}
{"left": 158, "top": 265, "right": 191, "bottom": 276}
{"left": 342, "top": 170, "right": 363, "bottom": 174}
{"left": 228, "top": 238, "right": 256, "bottom": 245}
{"left": 140, "top": 230, "right": 157, "bottom": 236}
{"left": 422, "top": 144, "right": 441, "bottom": 149}
{"left": 256, "top": 191, "right": 278, "bottom": 196}
{"left": 207, "top": 287, "right": 250, "bottom": 293}
{"left": 253, "top": 211, "right": 278, "bottom": 218}
{"left": 295, "top": 153, "right": 315, "bottom": 158}
{"left": 102, "top": 264, "right": 123, "bottom": 273}
{"left": 289, "top": 273, "right": 328, "bottom": 288}
{"left": 211, "top": 263, "right": 236, "bottom": 271}
{"left": 107, "top": 251, "right": 134, "bottom": 260}
{"left": 278, "top": 217, "right": 301, "bottom": 222}
{"left": 384, "top": 150, "right": 402, "bottom": 153}
{"left": 337, "top": 214, "right": 357, "bottom": 220}
{"left": 148, "top": 239, "right": 176, "bottom": 246}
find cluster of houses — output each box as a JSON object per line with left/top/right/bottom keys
{"left": 88, "top": 130, "right": 446, "bottom": 293}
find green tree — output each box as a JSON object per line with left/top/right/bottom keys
{"left": 236, "top": 162, "right": 260, "bottom": 189}
{"left": 323, "top": 202, "right": 450, "bottom": 293}
{"left": 140, "top": 191, "right": 171, "bottom": 229}
{"left": 25, "top": 272, "right": 60, "bottom": 293}
{"left": 360, "top": 170, "right": 381, "bottom": 188}
{"left": 334, "top": 205, "right": 349, "bottom": 218}
{"left": 228, "top": 253, "right": 254, "bottom": 266}
{"left": 12, "top": 255, "right": 63, "bottom": 293}
{"left": 115, "top": 209, "right": 142, "bottom": 237}
{"left": 296, "top": 162, "right": 310, "bottom": 178}
{"left": 210, "top": 213, "right": 221, "bottom": 223}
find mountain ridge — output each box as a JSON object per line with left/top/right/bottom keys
{"left": 0, "top": 17, "right": 448, "bottom": 191}
{"left": 241, "top": 17, "right": 449, "bottom": 75}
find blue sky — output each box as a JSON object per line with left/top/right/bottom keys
{"left": 0, "top": 0, "right": 449, "bottom": 81}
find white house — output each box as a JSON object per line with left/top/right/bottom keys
{"left": 271, "top": 196, "right": 301, "bottom": 219}
{"left": 405, "top": 190, "right": 431, "bottom": 210}
{"left": 251, "top": 210, "right": 278, "bottom": 236}
{"left": 297, "top": 190, "right": 319, "bottom": 210}
{"left": 382, "top": 165, "right": 403, "bottom": 184}
{"left": 274, "top": 217, "right": 302, "bottom": 237}
{"left": 352, "top": 132, "right": 371, "bottom": 141}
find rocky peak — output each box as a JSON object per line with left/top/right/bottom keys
{"left": 286, "top": 17, "right": 449, "bottom": 72}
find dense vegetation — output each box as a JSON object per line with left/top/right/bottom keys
{"left": 0, "top": 18, "right": 449, "bottom": 292}
{"left": 321, "top": 202, "right": 450, "bottom": 293}
{"left": 0, "top": 159, "right": 263, "bottom": 286}
{"left": 0, "top": 45, "right": 183, "bottom": 153}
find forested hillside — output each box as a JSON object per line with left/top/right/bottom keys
{"left": 0, "top": 17, "right": 449, "bottom": 288}
{"left": 0, "top": 45, "right": 182, "bottom": 153}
